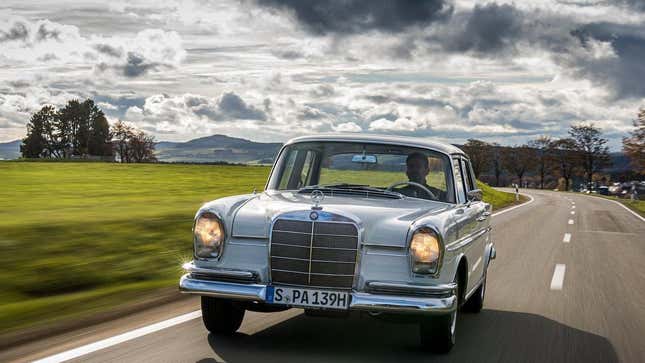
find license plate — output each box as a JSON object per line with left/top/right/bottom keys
{"left": 266, "top": 286, "right": 349, "bottom": 310}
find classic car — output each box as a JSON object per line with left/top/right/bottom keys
{"left": 179, "top": 134, "right": 495, "bottom": 353}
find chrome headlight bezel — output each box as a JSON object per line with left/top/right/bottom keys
{"left": 193, "top": 212, "right": 225, "bottom": 260}
{"left": 408, "top": 226, "right": 444, "bottom": 276}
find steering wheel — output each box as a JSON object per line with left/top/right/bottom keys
{"left": 387, "top": 181, "right": 438, "bottom": 200}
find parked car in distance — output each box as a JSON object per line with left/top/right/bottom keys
{"left": 179, "top": 134, "right": 495, "bottom": 353}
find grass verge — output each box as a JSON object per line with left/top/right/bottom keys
{"left": 477, "top": 181, "right": 525, "bottom": 211}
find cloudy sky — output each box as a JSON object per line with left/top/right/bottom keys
{"left": 1, "top": 0, "right": 644, "bottom": 149}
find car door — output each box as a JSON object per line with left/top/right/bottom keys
{"left": 452, "top": 157, "right": 480, "bottom": 293}
{"left": 459, "top": 158, "right": 490, "bottom": 286}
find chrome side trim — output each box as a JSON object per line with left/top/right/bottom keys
{"left": 464, "top": 274, "right": 485, "bottom": 301}
{"left": 445, "top": 226, "right": 491, "bottom": 252}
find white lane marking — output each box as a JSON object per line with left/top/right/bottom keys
{"left": 550, "top": 264, "right": 566, "bottom": 290}
{"left": 472, "top": 256, "right": 482, "bottom": 272}
{"left": 568, "top": 219, "right": 574, "bottom": 225}
{"left": 572, "top": 205, "right": 576, "bottom": 209}
{"left": 491, "top": 193, "right": 535, "bottom": 217}
{"left": 563, "top": 233, "right": 571, "bottom": 243}
{"left": 571, "top": 211, "right": 575, "bottom": 215}
{"left": 33, "top": 311, "right": 202, "bottom": 363}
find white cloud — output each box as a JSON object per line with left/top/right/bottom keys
{"left": 332, "top": 122, "right": 362, "bottom": 132}
{"left": 0, "top": 14, "right": 185, "bottom": 77}
{"left": 0, "top": 1, "right": 643, "bottom": 151}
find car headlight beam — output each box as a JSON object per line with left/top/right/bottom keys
{"left": 194, "top": 212, "right": 224, "bottom": 259}
{"left": 410, "top": 228, "right": 442, "bottom": 275}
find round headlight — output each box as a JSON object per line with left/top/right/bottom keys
{"left": 410, "top": 228, "right": 441, "bottom": 274}
{"left": 194, "top": 212, "right": 224, "bottom": 258}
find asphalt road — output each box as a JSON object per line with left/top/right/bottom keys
{"left": 5, "top": 190, "right": 645, "bottom": 363}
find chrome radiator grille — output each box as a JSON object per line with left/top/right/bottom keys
{"left": 270, "top": 218, "right": 358, "bottom": 289}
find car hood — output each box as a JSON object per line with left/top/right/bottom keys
{"left": 231, "top": 190, "right": 451, "bottom": 247}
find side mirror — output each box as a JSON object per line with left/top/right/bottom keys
{"left": 467, "top": 189, "right": 483, "bottom": 202}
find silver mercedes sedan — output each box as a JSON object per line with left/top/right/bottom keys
{"left": 179, "top": 133, "right": 494, "bottom": 353}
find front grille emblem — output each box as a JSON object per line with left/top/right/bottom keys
{"left": 309, "top": 211, "right": 319, "bottom": 220}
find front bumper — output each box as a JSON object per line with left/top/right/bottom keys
{"left": 179, "top": 270, "right": 457, "bottom": 315}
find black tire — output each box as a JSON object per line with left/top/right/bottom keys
{"left": 420, "top": 310, "right": 457, "bottom": 353}
{"left": 201, "top": 297, "right": 245, "bottom": 335}
{"left": 419, "top": 276, "right": 458, "bottom": 353}
{"left": 463, "top": 271, "right": 486, "bottom": 313}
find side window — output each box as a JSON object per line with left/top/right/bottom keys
{"left": 460, "top": 159, "right": 476, "bottom": 191}
{"left": 453, "top": 158, "right": 467, "bottom": 204}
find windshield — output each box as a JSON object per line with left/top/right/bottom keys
{"left": 267, "top": 141, "right": 455, "bottom": 203}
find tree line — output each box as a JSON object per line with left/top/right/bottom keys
{"left": 462, "top": 117, "right": 643, "bottom": 190}
{"left": 21, "top": 99, "right": 156, "bottom": 163}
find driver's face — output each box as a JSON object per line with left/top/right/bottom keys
{"left": 406, "top": 158, "right": 429, "bottom": 184}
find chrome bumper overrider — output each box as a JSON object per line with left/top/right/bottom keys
{"left": 179, "top": 274, "right": 457, "bottom": 315}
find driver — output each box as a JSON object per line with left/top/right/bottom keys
{"left": 397, "top": 152, "right": 444, "bottom": 201}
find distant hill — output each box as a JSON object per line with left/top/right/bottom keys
{"left": 0, "top": 140, "right": 20, "bottom": 160}
{"left": 154, "top": 134, "right": 282, "bottom": 164}
{"left": 0, "top": 137, "right": 635, "bottom": 174}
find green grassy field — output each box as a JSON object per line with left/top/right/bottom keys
{"left": 0, "top": 162, "right": 518, "bottom": 335}
{"left": 0, "top": 161, "right": 268, "bottom": 334}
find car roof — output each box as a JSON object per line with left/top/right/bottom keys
{"left": 285, "top": 133, "right": 466, "bottom": 156}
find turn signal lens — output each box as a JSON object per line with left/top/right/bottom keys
{"left": 410, "top": 229, "right": 441, "bottom": 274}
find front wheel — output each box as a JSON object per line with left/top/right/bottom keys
{"left": 419, "top": 276, "right": 458, "bottom": 353}
{"left": 201, "top": 297, "right": 245, "bottom": 335}
{"left": 419, "top": 310, "right": 457, "bottom": 353}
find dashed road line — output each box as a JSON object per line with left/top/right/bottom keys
{"left": 563, "top": 233, "right": 571, "bottom": 243}
{"left": 571, "top": 211, "right": 575, "bottom": 215}
{"left": 568, "top": 219, "right": 574, "bottom": 225}
{"left": 550, "top": 264, "right": 566, "bottom": 290}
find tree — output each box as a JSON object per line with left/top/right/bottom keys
{"left": 112, "top": 120, "right": 133, "bottom": 163}
{"left": 549, "top": 138, "right": 579, "bottom": 191}
{"left": 111, "top": 121, "right": 156, "bottom": 163}
{"left": 569, "top": 123, "right": 611, "bottom": 187}
{"left": 502, "top": 145, "right": 534, "bottom": 187}
{"left": 528, "top": 136, "right": 552, "bottom": 189}
{"left": 491, "top": 143, "right": 503, "bottom": 187}
{"left": 87, "top": 104, "right": 112, "bottom": 157}
{"left": 56, "top": 99, "right": 82, "bottom": 157}
{"left": 461, "top": 139, "right": 491, "bottom": 179}
{"left": 21, "top": 106, "right": 51, "bottom": 158}
{"left": 623, "top": 109, "right": 645, "bottom": 174}
{"left": 128, "top": 130, "right": 157, "bottom": 163}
